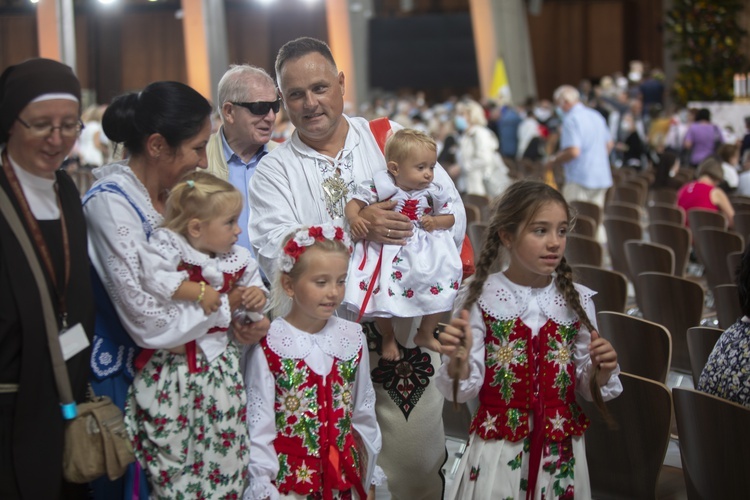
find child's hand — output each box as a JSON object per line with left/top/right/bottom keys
{"left": 589, "top": 329, "right": 618, "bottom": 385}
{"left": 421, "top": 215, "right": 435, "bottom": 232}
{"left": 349, "top": 216, "right": 370, "bottom": 240}
{"left": 441, "top": 310, "right": 473, "bottom": 379}
{"left": 199, "top": 286, "right": 221, "bottom": 315}
{"left": 367, "top": 485, "right": 376, "bottom": 500}
{"left": 233, "top": 315, "right": 271, "bottom": 345}
{"left": 228, "top": 286, "right": 246, "bottom": 311}
{"left": 242, "top": 286, "right": 267, "bottom": 312}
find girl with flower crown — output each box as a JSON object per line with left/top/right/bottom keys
{"left": 125, "top": 171, "right": 270, "bottom": 499}
{"left": 242, "top": 224, "right": 386, "bottom": 500}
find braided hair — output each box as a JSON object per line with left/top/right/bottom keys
{"left": 453, "top": 180, "right": 612, "bottom": 422}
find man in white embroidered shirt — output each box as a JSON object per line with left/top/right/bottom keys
{"left": 248, "top": 37, "right": 465, "bottom": 499}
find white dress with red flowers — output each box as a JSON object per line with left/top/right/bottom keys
{"left": 125, "top": 228, "right": 267, "bottom": 500}
{"left": 343, "top": 169, "right": 462, "bottom": 320}
{"left": 435, "top": 273, "right": 623, "bottom": 500}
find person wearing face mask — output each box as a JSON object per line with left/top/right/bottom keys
{"left": 546, "top": 85, "right": 613, "bottom": 211}
{"left": 456, "top": 99, "right": 511, "bottom": 198}
{"left": 206, "top": 65, "right": 278, "bottom": 259}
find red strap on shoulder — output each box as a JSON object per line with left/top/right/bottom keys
{"left": 369, "top": 117, "right": 392, "bottom": 154}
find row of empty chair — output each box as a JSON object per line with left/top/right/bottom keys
{"left": 582, "top": 371, "right": 750, "bottom": 500}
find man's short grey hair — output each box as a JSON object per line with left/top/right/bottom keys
{"left": 216, "top": 65, "right": 275, "bottom": 117}
{"left": 553, "top": 85, "right": 580, "bottom": 106}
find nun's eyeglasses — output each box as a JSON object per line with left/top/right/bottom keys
{"left": 16, "top": 117, "right": 84, "bottom": 138}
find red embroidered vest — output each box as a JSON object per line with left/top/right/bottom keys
{"left": 469, "top": 310, "right": 590, "bottom": 443}
{"left": 260, "top": 340, "right": 366, "bottom": 500}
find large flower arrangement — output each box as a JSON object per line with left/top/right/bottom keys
{"left": 665, "top": 0, "right": 747, "bottom": 104}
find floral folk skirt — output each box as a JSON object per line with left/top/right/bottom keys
{"left": 125, "top": 343, "right": 249, "bottom": 500}
{"left": 447, "top": 431, "right": 591, "bottom": 500}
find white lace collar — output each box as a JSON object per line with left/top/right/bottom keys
{"left": 156, "top": 228, "right": 252, "bottom": 274}
{"left": 372, "top": 169, "right": 442, "bottom": 204}
{"left": 266, "top": 316, "right": 362, "bottom": 361}
{"left": 477, "top": 272, "right": 596, "bottom": 326}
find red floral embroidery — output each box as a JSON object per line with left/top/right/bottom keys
{"left": 402, "top": 288, "right": 414, "bottom": 298}
{"left": 400, "top": 199, "right": 420, "bottom": 220}
{"left": 359, "top": 281, "right": 367, "bottom": 291}
{"left": 391, "top": 271, "right": 403, "bottom": 281}
{"left": 469, "top": 466, "right": 480, "bottom": 481}
{"left": 561, "top": 485, "right": 575, "bottom": 500}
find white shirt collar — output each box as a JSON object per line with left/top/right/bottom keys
{"left": 266, "top": 316, "right": 362, "bottom": 361}
{"left": 477, "top": 272, "right": 596, "bottom": 326}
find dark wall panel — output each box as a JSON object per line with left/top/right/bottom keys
{"left": 369, "top": 13, "right": 477, "bottom": 92}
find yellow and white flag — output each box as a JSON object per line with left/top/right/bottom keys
{"left": 489, "top": 57, "right": 512, "bottom": 104}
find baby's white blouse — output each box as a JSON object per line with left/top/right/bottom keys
{"left": 436, "top": 272, "right": 623, "bottom": 403}
{"left": 138, "top": 227, "right": 267, "bottom": 361}
{"left": 243, "top": 317, "right": 386, "bottom": 500}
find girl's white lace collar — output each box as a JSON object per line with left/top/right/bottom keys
{"left": 153, "top": 227, "right": 251, "bottom": 274}
{"left": 266, "top": 317, "right": 362, "bottom": 361}
{"left": 476, "top": 272, "right": 596, "bottom": 326}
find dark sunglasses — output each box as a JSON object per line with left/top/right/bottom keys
{"left": 231, "top": 98, "right": 281, "bottom": 116}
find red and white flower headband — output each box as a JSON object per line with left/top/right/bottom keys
{"left": 278, "top": 224, "right": 352, "bottom": 273}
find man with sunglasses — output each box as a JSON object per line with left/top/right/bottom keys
{"left": 207, "top": 64, "right": 279, "bottom": 257}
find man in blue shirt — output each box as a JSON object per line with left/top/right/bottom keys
{"left": 546, "top": 84, "right": 613, "bottom": 210}
{"left": 207, "top": 65, "right": 279, "bottom": 257}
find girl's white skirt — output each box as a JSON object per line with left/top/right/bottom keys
{"left": 447, "top": 431, "right": 591, "bottom": 500}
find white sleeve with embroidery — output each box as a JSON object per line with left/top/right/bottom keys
{"left": 243, "top": 344, "right": 280, "bottom": 500}
{"left": 137, "top": 229, "right": 189, "bottom": 302}
{"left": 85, "top": 193, "right": 230, "bottom": 349}
{"left": 350, "top": 178, "right": 378, "bottom": 206}
{"left": 573, "top": 294, "right": 623, "bottom": 402}
{"left": 351, "top": 332, "right": 385, "bottom": 488}
{"left": 435, "top": 303, "right": 486, "bottom": 403}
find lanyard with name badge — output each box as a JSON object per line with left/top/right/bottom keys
{"left": 2, "top": 150, "right": 88, "bottom": 370}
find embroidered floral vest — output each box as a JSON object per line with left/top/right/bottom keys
{"left": 469, "top": 309, "right": 590, "bottom": 443}
{"left": 260, "top": 340, "right": 365, "bottom": 498}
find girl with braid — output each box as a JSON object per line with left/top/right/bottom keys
{"left": 436, "top": 180, "right": 622, "bottom": 499}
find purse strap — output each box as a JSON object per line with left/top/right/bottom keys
{"left": 0, "top": 183, "right": 77, "bottom": 418}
